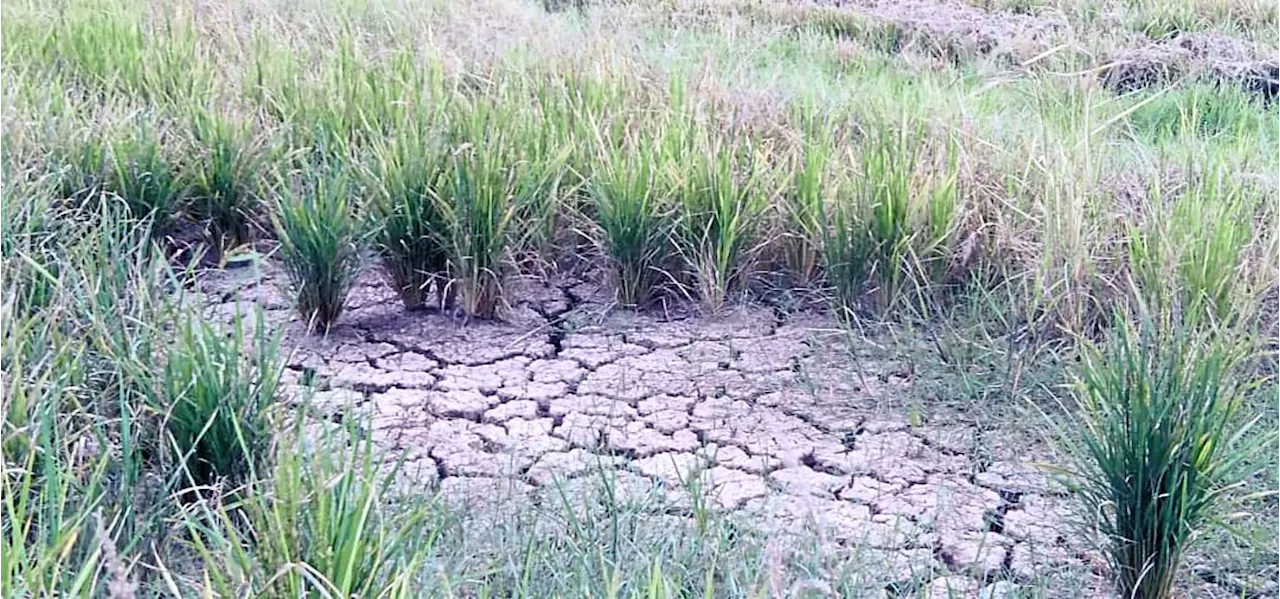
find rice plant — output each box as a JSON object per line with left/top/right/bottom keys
{"left": 158, "top": 310, "right": 282, "bottom": 489}
{"left": 366, "top": 123, "right": 450, "bottom": 310}
{"left": 107, "top": 118, "right": 186, "bottom": 236}
{"left": 820, "top": 167, "right": 874, "bottom": 320}
{"left": 50, "top": 132, "right": 110, "bottom": 203}
{"left": 435, "top": 105, "right": 568, "bottom": 319}
{"left": 1126, "top": 169, "right": 1254, "bottom": 324}
{"left": 272, "top": 168, "right": 364, "bottom": 332}
{"left": 674, "top": 138, "right": 769, "bottom": 313}
{"left": 188, "top": 109, "right": 266, "bottom": 252}
{"left": 1063, "top": 313, "right": 1270, "bottom": 599}
{"left": 589, "top": 132, "right": 675, "bottom": 307}
{"left": 783, "top": 107, "right": 836, "bottom": 287}
{"left": 859, "top": 124, "right": 918, "bottom": 306}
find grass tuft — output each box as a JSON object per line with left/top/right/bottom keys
{"left": 272, "top": 168, "right": 364, "bottom": 332}
{"left": 158, "top": 311, "right": 281, "bottom": 490}
{"left": 366, "top": 123, "right": 450, "bottom": 310}
{"left": 1063, "top": 312, "right": 1271, "bottom": 599}
{"left": 589, "top": 131, "right": 676, "bottom": 307}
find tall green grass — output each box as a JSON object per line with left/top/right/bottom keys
{"left": 107, "top": 118, "right": 186, "bottom": 237}
{"left": 588, "top": 131, "right": 675, "bottom": 307}
{"left": 272, "top": 168, "right": 364, "bottom": 332}
{"left": 187, "top": 424, "right": 431, "bottom": 598}
{"left": 782, "top": 116, "right": 834, "bottom": 287}
{"left": 1063, "top": 312, "right": 1271, "bottom": 599}
{"left": 435, "top": 104, "right": 569, "bottom": 319}
{"left": 366, "top": 123, "right": 450, "bottom": 310}
{"left": 158, "top": 312, "right": 282, "bottom": 489}
{"left": 188, "top": 109, "right": 267, "bottom": 252}
{"left": 675, "top": 137, "right": 770, "bottom": 313}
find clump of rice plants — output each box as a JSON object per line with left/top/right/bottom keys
{"left": 188, "top": 109, "right": 266, "bottom": 252}
{"left": 107, "top": 119, "right": 186, "bottom": 236}
{"left": 50, "top": 132, "right": 110, "bottom": 203}
{"left": 158, "top": 311, "right": 282, "bottom": 489}
{"left": 366, "top": 124, "right": 450, "bottom": 310}
{"left": 782, "top": 126, "right": 834, "bottom": 287}
{"left": 674, "top": 137, "right": 769, "bottom": 313}
{"left": 1125, "top": 169, "right": 1254, "bottom": 324}
{"left": 434, "top": 105, "right": 568, "bottom": 319}
{"left": 821, "top": 121, "right": 960, "bottom": 316}
{"left": 1127, "top": 84, "right": 1265, "bottom": 143}
{"left": 588, "top": 131, "right": 675, "bottom": 307}
{"left": 1062, "top": 312, "right": 1270, "bottom": 599}
{"left": 272, "top": 169, "right": 364, "bottom": 332}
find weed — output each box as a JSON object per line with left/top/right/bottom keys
{"left": 189, "top": 421, "right": 430, "bottom": 598}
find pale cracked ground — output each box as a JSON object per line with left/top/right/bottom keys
{"left": 201, "top": 264, "right": 1117, "bottom": 598}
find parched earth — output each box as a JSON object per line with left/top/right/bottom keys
{"left": 203, "top": 264, "right": 1114, "bottom": 597}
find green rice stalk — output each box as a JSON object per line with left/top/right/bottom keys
{"left": 189, "top": 109, "right": 266, "bottom": 253}
{"left": 1064, "top": 313, "right": 1270, "bottom": 599}
{"left": 107, "top": 118, "right": 186, "bottom": 237}
{"left": 366, "top": 122, "right": 450, "bottom": 310}
{"left": 675, "top": 137, "right": 768, "bottom": 313}
{"left": 158, "top": 310, "right": 281, "bottom": 489}
{"left": 272, "top": 169, "right": 364, "bottom": 332}
{"left": 589, "top": 131, "right": 675, "bottom": 307}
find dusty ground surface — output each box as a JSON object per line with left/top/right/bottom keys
{"left": 199, "top": 262, "right": 1126, "bottom": 597}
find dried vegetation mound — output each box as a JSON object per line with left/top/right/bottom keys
{"left": 1101, "top": 33, "right": 1278, "bottom": 99}
{"left": 802, "top": 0, "right": 1066, "bottom": 63}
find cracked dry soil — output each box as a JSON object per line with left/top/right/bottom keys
{"left": 202, "top": 264, "right": 1109, "bottom": 597}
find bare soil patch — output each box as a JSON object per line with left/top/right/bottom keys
{"left": 199, "top": 263, "right": 1120, "bottom": 595}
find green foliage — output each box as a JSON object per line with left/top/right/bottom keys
{"left": 434, "top": 105, "right": 569, "bottom": 319}
{"left": 272, "top": 168, "right": 364, "bottom": 332}
{"left": 1128, "top": 85, "right": 1267, "bottom": 143}
{"left": 821, "top": 122, "right": 960, "bottom": 315}
{"left": 189, "top": 109, "right": 266, "bottom": 252}
{"left": 1126, "top": 169, "right": 1254, "bottom": 323}
{"left": 675, "top": 137, "right": 769, "bottom": 313}
{"left": 106, "top": 119, "right": 186, "bottom": 237}
{"left": 366, "top": 123, "right": 450, "bottom": 310}
{"left": 190, "top": 424, "right": 430, "bottom": 598}
{"left": 158, "top": 312, "right": 282, "bottom": 489}
{"left": 782, "top": 114, "right": 833, "bottom": 287}
{"left": 589, "top": 132, "right": 675, "bottom": 307}
{"left": 1065, "top": 314, "right": 1270, "bottom": 599}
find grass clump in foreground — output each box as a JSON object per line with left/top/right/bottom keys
{"left": 1062, "top": 309, "right": 1272, "bottom": 599}
{"left": 158, "top": 311, "right": 281, "bottom": 489}
{"left": 272, "top": 168, "right": 364, "bottom": 332}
